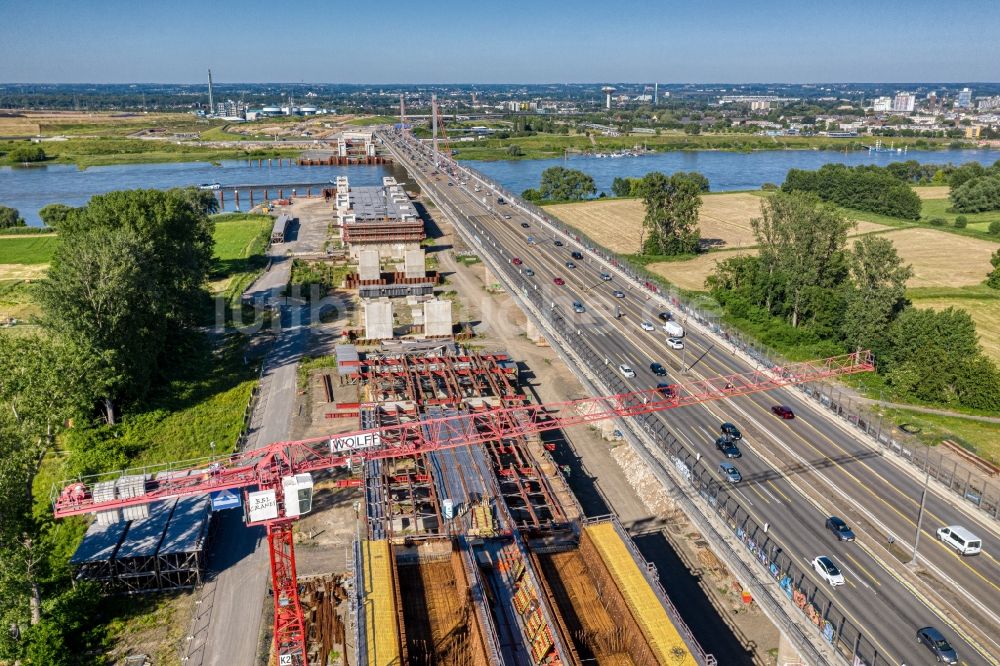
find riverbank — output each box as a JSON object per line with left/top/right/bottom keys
{"left": 447, "top": 131, "right": 979, "bottom": 161}
{"left": 1, "top": 137, "right": 300, "bottom": 168}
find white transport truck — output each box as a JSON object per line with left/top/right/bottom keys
{"left": 663, "top": 320, "right": 685, "bottom": 338}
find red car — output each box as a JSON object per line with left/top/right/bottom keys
{"left": 771, "top": 405, "right": 795, "bottom": 419}
{"left": 553, "top": 277, "right": 565, "bottom": 286}
{"left": 512, "top": 257, "right": 522, "bottom": 266}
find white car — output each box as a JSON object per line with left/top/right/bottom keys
{"left": 640, "top": 321, "right": 655, "bottom": 332}
{"left": 812, "top": 556, "right": 845, "bottom": 587}
{"left": 618, "top": 364, "right": 636, "bottom": 378}
{"left": 666, "top": 337, "right": 684, "bottom": 349}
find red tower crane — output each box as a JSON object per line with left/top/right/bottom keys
{"left": 53, "top": 351, "right": 874, "bottom": 666}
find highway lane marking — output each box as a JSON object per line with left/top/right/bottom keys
{"left": 756, "top": 480, "right": 780, "bottom": 503}
{"left": 747, "top": 483, "right": 771, "bottom": 505}
{"left": 733, "top": 486, "right": 756, "bottom": 507}
{"left": 405, "top": 149, "right": 989, "bottom": 664}
{"left": 767, "top": 480, "right": 793, "bottom": 504}
{"left": 842, "top": 551, "right": 881, "bottom": 587}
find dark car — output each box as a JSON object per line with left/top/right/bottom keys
{"left": 657, "top": 311, "right": 672, "bottom": 322}
{"left": 521, "top": 222, "right": 530, "bottom": 229}
{"left": 599, "top": 272, "right": 612, "bottom": 281}
{"left": 566, "top": 261, "right": 576, "bottom": 269}
{"left": 916, "top": 626, "right": 958, "bottom": 664}
{"left": 715, "top": 436, "right": 742, "bottom": 458}
{"left": 771, "top": 405, "right": 795, "bottom": 419}
{"left": 554, "top": 240, "right": 564, "bottom": 247}
{"left": 650, "top": 362, "right": 667, "bottom": 376}
{"left": 720, "top": 422, "right": 742, "bottom": 440}
{"left": 553, "top": 277, "right": 565, "bottom": 286}
{"left": 571, "top": 251, "right": 584, "bottom": 260}
{"left": 655, "top": 383, "right": 676, "bottom": 398}
{"left": 825, "top": 516, "right": 856, "bottom": 542}
{"left": 613, "top": 290, "right": 626, "bottom": 298}
{"left": 523, "top": 268, "right": 535, "bottom": 277}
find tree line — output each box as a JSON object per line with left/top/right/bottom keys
{"left": 782, "top": 163, "right": 923, "bottom": 219}
{"left": 0, "top": 188, "right": 217, "bottom": 663}
{"left": 708, "top": 191, "right": 1000, "bottom": 410}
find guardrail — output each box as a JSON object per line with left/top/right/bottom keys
{"left": 396, "top": 130, "right": 999, "bottom": 524}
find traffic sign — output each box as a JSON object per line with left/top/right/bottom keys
{"left": 210, "top": 489, "right": 242, "bottom": 511}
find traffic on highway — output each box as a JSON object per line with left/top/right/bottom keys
{"left": 383, "top": 128, "right": 999, "bottom": 666}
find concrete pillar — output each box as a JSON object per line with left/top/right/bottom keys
{"left": 423, "top": 299, "right": 452, "bottom": 337}
{"left": 484, "top": 265, "right": 503, "bottom": 292}
{"left": 525, "top": 318, "right": 549, "bottom": 346}
{"left": 363, "top": 300, "right": 393, "bottom": 340}
{"left": 404, "top": 249, "right": 426, "bottom": 279}
{"left": 358, "top": 250, "right": 380, "bottom": 282}
{"left": 776, "top": 631, "right": 804, "bottom": 666}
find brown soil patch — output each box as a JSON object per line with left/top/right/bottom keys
{"left": 545, "top": 194, "right": 890, "bottom": 255}
{"left": 915, "top": 186, "right": 951, "bottom": 200}
{"left": 879, "top": 228, "right": 999, "bottom": 288}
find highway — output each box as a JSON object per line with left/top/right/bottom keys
{"left": 382, "top": 130, "right": 1000, "bottom": 666}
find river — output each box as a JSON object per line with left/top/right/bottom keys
{"left": 3, "top": 148, "right": 1000, "bottom": 226}
{"left": 472, "top": 148, "right": 1000, "bottom": 197}
{"left": 0, "top": 160, "right": 397, "bottom": 226}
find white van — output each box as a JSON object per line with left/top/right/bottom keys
{"left": 936, "top": 525, "right": 982, "bottom": 555}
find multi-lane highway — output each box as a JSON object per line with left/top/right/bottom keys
{"left": 383, "top": 130, "right": 999, "bottom": 666}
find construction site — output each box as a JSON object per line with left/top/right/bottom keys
{"left": 305, "top": 344, "right": 713, "bottom": 666}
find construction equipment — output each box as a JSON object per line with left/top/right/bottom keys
{"left": 52, "top": 351, "right": 874, "bottom": 666}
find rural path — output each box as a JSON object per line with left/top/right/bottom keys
{"left": 855, "top": 397, "right": 1000, "bottom": 424}
{"left": 185, "top": 201, "right": 328, "bottom": 666}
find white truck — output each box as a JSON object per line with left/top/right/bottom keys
{"left": 663, "top": 321, "right": 685, "bottom": 338}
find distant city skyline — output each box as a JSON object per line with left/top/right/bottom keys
{"left": 1, "top": 0, "right": 997, "bottom": 84}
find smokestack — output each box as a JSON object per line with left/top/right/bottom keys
{"left": 654, "top": 82, "right": 658, "bottom": 106}
{"left": 207, "top": 69, "right": 214, "bottom": 116}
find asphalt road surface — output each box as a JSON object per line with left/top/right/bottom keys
{"left": 383, "top": 131, "right": 999, "bottom": 666}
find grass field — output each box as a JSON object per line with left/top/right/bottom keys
{"left": 210, "top": 213, "right": 273, "bottom": 302}
{"left": 879, "top": 227, "right": 998, "bottom": 288}
{"left": 0, "top": 234, "right": 59, "bottom": 265}
{"left": 920, "top": 197, "right": 1000, "bottom": 231}
{"left": 914, "top": 186, "right": 950, "bottom": 200}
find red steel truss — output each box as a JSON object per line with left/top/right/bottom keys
{"left": 54, "top": 351, "right": 874, "bottom": 519}
{"left": 52, "top": 350, "right": 874, "bottom": 666}
{"left": 268, "top": 520, "right": 307, "bottom": 666}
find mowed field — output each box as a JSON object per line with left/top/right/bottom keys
{"left": 914, "top": 186, "right": 950, "bottom": 200}
{"left": 909, "top": 286, "right": 1000, "bottom": 362}
{"left": 648, "top": 227, "right": 1000, "bottom": 292}
{"left": 0, "top": 235, "right": 59, "bottom": 280}
{"left": 544, "top": 193, "right": 891, "bottom": 256}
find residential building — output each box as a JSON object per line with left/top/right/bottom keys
{"left": 957, "top": 87, "right": 973, "bottom": 109}
{"left": 965, "top": 125, "right": 982, "bottom": 139}
{"left": 892, "top": 92, "right": 916, "bottom": 113}
{"left": 872, "top": 96, "right": 893, "bottom": 112}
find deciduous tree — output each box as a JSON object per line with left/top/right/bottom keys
{"left": 637, "top": 171, "right": 702, "bottom": 256}
{"left": 842, "top": 235, "right": 913, "bottom": 350}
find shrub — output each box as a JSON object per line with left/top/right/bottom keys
{"left": 761, "top": 182, "right": 778, "bottom": 191}
{"left": 928, "top": 217, "right": 947, "bottom": 226}
{"left": 989, "top": 220, "right": 1000, "bottom": 235}
{"left": 954, "top": 215, "right": 968, "bottom": 228}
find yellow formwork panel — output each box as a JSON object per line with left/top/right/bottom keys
{"left": 585, "top": 523, "right": 697, "bottom": 665}
{"left": 361, "top": 540, "right": 401, "bottom": 666}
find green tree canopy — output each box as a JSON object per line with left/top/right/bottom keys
{"left": 6, "top": 145, "right": 46, "bottom": 163}
{"left": 537, "top": 167, "right": 596, "bottom": 201}
{"left": 0, "top": 205, "right": 25, "bottom": 229}
{"left": 37, "top": 204, "right": 75, "bottom": 229}
{"left": 637, "top": 171, "right": 703, "bottom": 256}
{"left": 842, "top": 235, "right": 913, "bottom": 350}
{"left": 950, "top": 175, "right": 1000, "bottom": 213}
{"left": 987, "top": 248, "right": 1000, "bottom": 289}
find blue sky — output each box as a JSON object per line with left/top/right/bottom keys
{"left": 0, "top": 0, "right": 996, "bottom": 83}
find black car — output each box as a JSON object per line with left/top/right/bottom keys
{"left": 720, "top": 422, "right": 742, "bottom": 440}
{"left": 657, "top": 311, "right": 672, "bottom": 322}
{"left": 825, "top": 516, "right": 856, "bottom": 542}
{"left": 916, "top": 626, "right": 958, "bottom": 664}
{"left": 521, "top": 222, "right": 530, "bottom": 228}
{"left": 715, "top": 436, "right": 742, "bottom": 458}
{"left": 571, "top": 251, "right": 584, "bottom": 260}
{"left": 554, "top": 240, "right": 564, "bottom": 247}
{"left": 655, "top": 383, "right": 676, "bottom": 398}
{"left": 565, "top": 261, "right": 576, "bottom": 269}
{"left": 650, "top": 362, "right": 667, "bottom": 376}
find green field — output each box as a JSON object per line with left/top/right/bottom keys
{"left": 0, "top": 234, "right": 59, "bottom": 264}
{"left": 920, "top": 197, "right": 1000, "bottom": 232}
{"left": 210, "top": 213, "right": 273, "bottom": 303}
